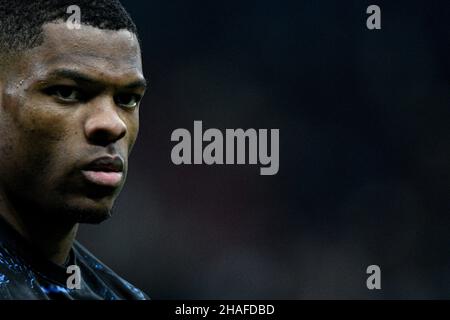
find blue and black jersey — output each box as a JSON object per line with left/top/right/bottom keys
{"left": 0, "top": 217, "right": 149, "bottom": 300}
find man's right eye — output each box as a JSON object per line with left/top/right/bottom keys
{"left": 45, "top": 86, "right": 82, "bottom": 102}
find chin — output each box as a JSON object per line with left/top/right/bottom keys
{"left": 60, "top": 196, "right": 116, "bottom": 224}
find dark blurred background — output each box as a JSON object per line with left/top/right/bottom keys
{"left": 78, "top": 0, "right": 450, "bottom": 299}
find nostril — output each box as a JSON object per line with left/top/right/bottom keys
{"left": 87, "top": 129, "right": 124, "bottom": 147}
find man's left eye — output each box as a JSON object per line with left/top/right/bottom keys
{"left": 115, "top": 93, "right": 141, "bottom": 109}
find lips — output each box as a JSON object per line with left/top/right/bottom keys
{"left": 81, "top": 156, "right": 124, "bottom": 187}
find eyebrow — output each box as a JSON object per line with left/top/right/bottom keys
{"left": 44, "top": 68, "right": 147, "bottom": 90}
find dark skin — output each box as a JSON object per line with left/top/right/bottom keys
{"left": 0, "top": 23, "right": 146, "bottom": 265}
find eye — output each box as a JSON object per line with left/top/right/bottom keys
{"left": 115, "top": 93, "right": 141, "bottom": 109}
{"left": 45, "top": 85, "right": 82, "bottom": 102}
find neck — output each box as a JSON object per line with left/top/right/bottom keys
{"left": 0, "top": 192, "right": 78, "bottom": 266}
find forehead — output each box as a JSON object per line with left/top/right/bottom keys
{"left": 21, "top": 22, "right": 143, "bottom": 82}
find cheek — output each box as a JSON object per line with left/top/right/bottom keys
{"left": 12, "top": 101, "right": 79, "bottom": 181}
{"left": 20, "top": 103, "right": 70, "bottom": 140}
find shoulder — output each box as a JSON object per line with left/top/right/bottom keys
{"left": 72, "top": 241, "right": 150, "bottom": 300}
{"left": 0, "top": 243, "right": 30, "bottom": 276}
{"left": 0, "top": 242, "right": 40, "bottom": 299}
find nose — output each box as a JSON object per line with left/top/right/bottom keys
{"left": 84, "top": 97, "right": 127, "bottom": 146}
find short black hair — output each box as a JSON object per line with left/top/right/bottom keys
{"left": 0, "top": 0, "right": 138, "bottom": 55}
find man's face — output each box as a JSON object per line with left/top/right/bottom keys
{"left": 0, "top": 23, "right": 146, "bottom": 223}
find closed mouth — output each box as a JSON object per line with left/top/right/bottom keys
{"left": 81, "top": 156, "right": 124, "bottom": 187}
